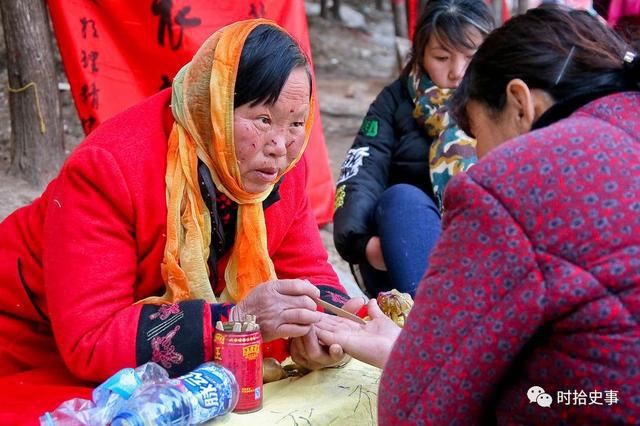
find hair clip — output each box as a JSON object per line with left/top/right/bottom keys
{"left": 585, "top": 7, "right": 598, "bottom": 17}
{"left": 554, "top": 45, "right": 576, "bottom": 86}
{"left": 623, "top": 51, "right": 637, "bottom": 64}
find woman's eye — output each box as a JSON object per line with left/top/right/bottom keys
{"left": 435, "top": 56, "right": 449, "bottom": 62}
{"left": 259, "top": 116, "right": 271, "bottom": 125}
{"left": 291, "top": 121, "right": 305, "bottom": 128}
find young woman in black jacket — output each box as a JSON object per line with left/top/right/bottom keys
{"left": 333, "top": 0, "right": 494, "bottom": 297}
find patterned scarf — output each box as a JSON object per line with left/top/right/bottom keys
{"left": 407, "top": 67, "right": 477, "bottom": 212}
{"left": 140, "top": 19, "right": 313, "bottom": 305}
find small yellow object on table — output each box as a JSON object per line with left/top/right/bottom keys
{"left": 212, "top": 359, "right": 382, "bottom": 425}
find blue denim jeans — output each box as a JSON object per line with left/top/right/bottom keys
{"left": 353, "top": 184, "right": 441, "bottom": 298}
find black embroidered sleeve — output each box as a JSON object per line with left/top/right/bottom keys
{"left": 136, "top": 301, "right": 206, "bottom": 377}
{"left": 316, "top": 284, "right": 350, "bottom": 307}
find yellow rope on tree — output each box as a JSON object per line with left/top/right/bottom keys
{"left": 8, "top": 81, "right": 46, "bottom": 134}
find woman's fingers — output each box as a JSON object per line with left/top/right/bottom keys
{"left": 289, "top": 337, "right": 308, "bottom": 366}
{"left": 366, "top": 299, "right": 385, "bottom": 319}
{"left": 290, "top": 328, "right": 342, "bottom": 370}
{"left": 315, "top": 314, "right": 362, "bottom": 332}
{"left": 273, "top": 279, "right": 321, "bottom": 299}
{"left": 315, "top": 327, "right": 344, "bottom": 347}
{"left": 341, "top": 296, "right": 368, "bottom": 313}
{"left": 280, "top": 307, "right": 322, "bottom": 325}
{"left": 328, "top": 343, "right": 344, "bottom": 361}
{"left": 278, "top": 293, "right": 317, "bottom": 312}
{"left": 274, "top": 323, "right": 313, "bottom": 339}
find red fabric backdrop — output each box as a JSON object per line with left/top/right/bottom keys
{"left": 46, "top": 0, "right": 335, "bottom": 225}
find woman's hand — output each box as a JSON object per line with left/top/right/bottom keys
{"left": 289, "top": 326, "right": 346, "bottom": 370}
{"left": 289, "top": 296, "right": 367, "bottom": 370}
{"left": 365, "top": 236, "right": 387, "bottom": 271}
{"left": 231, "top": 279, "right": 321, "bottom": 342}
{"left": 315, "top": 299, "right": 401, "bottom": 369}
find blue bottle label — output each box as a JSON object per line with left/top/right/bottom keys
{"left": 180, "top": 365, "right": 234, "bottom": 422}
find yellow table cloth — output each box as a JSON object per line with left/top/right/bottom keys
{"left": 213, "top": 359, "right": 381, "bottom": 425}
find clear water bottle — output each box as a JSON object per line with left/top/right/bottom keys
{"left": 92, "top": 362, "right": 170, "bottom": 421}
{"left": 40, "top": 362, "right": 170, "bottom": 425}
{"left": 111, "top": 362, "right": 238, "bottom": 425}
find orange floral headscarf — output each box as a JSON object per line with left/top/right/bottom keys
{"left": 141, "top": 19, "right": 314, "bottom": 304}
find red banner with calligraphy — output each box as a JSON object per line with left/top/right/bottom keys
{"left": 46, "top": 0, "right": 335, "bottom": 225}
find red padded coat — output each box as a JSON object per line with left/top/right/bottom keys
{"left": 0, "top": 90, "right": 346, "bottom": 421}
{"left": 380, "top": 91, "right": 640, "bottom": 424}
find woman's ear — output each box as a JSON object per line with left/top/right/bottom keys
{"left": 504, "top": 79, "right": 536, "bottom": 133}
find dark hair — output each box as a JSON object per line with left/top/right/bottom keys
{"left": 451, "top": 5, "right": 640, "bottom": 134}
{"left": 234, "top": 24, "right": 311, "bottom": 108}
{"left": 402, "top": 0, "right": 494, "bottom": 76}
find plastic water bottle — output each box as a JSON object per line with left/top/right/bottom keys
{"left": 40, "top": 362, "right": 170, "bottom": 425}
{"left": 92, "top": 362, "right": 170, "bottom": 421}
{"left": 111, "top": 362, "right": 239, "bottom": 425}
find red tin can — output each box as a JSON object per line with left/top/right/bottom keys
{"left": 214, "top": 325, "right": 263, "bottom": 413}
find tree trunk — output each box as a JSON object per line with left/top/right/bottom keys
{"left": 492, "top": 0, "right": 504, "bottom": 25}
{"left": 1, "top": 0, "right": 64, "bottom": 187}
{"left": 320, "top": 0, "right": 329, "bottom": 19}
{"left": 418, "top": 0, "right": 429, "bottom": 16}
{"left": 518, "top": 0, "right": 529, "bottom": 15}
{"left": 391, "top": 0, "right": 408, "bottom": 37}
{"left": 331, "top": 0, "right": 341, "bottom": 20}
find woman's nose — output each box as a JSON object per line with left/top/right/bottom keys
{"left": 449, "top": 59, "right": 466, "bottom": 83}
{"left": 265, "top": 133, "right": 287, "bottom": 157}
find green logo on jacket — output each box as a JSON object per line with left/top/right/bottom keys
{"left": 360, "top": 118, "right": 379, "bottom": 137}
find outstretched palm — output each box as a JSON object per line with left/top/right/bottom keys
{"left": 315, "top": 299, "right": 401, "bottom": 368}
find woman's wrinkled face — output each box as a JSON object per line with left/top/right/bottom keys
{"left": 233, "top": 67, "right": 310, "bottom": 193}
{"left": 422, "top": 29, "right": 484, "bottom": 89}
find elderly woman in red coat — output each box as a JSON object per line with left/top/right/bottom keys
{"left": 317, "top": 6, "right": 640, "bottom": 424}
{"left": 0, "top": 19, "right": 363, "bottom": 389}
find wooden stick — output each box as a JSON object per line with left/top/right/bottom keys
{"left": 314, "top": 298, "right": 367, "bottom": 325}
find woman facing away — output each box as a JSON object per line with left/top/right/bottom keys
{"left": 317, "top": 5, "right": 640, "bottom": 424}
{"left": 333, "top": 0, "right": 494, "bottom": 298}
{"left": 0, "top": 19, "right": 365, "bottom": 397}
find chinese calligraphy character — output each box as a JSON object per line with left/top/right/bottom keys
{"left": 80, "top": 83, "right": 100, "bottom": 109}
{"left": 588, "top": 389, "right": 603, "bottom": 405}
{"left": 604, "top": 390, "right": 619, "bottom": 405}
{"left": 80, "top": 17, "right": 99, "bottom": 39}
{"left": 557, "top": 390, "right": 573, "bottom": 405}
{"left": 573, "top": 390, "right": 588, "bottom": 406}
{"left": 160, "top": 75, "right": 172, "bottom": 90}
{"left": 249, "top": 1, "right": 266, "bottom": 18}
{"left": 151, "top": 0, "right": 201, "bottom": 50}
{"left": 81, "top": 115, "right": 97, "bottom": 134}
{"left": 81, "top": 50, "right": 99, "bottom": 73}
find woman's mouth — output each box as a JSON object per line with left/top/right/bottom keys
{"left": 253, "top": 167, "right": 278, "bottom": 182}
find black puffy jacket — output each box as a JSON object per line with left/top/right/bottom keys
{"left": 333, "top": 76, "right": 437, "bottom": 265}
